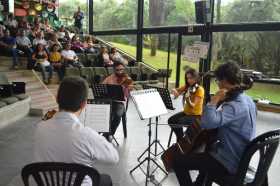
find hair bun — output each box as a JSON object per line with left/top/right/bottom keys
{"left": 241, "top": 75, "right": 254, "bottom": 90}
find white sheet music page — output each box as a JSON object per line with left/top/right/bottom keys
{"left": 80, "top": 104, "right": 110, "bottom": 132}
{"left": 131, "top": 89, "right": 168, "bottom": 119}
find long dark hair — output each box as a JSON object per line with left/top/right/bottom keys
{"left": 184, "top": 67, "right": 200, "bottom": 87}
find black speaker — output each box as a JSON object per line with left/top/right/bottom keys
{"left": 195, "top": 0, "right": 207, "bottom": 24}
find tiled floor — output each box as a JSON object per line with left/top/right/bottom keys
{"left": 1, "top": 97, "right": 280, "bottom": 186}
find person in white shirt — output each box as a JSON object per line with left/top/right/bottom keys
{"left": 32, "top": 31, "right": 47, "bottom": 48}
{"left": 34, "top": 77, "right": 119, "bottom": 186}
{"left": 61, "top": 42, "right": 83, "bottom": 68}
{"left": 16, "top": 29, "right": 34, "bottom": 69}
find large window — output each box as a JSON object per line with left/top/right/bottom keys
{"left": 214, "top": 0, "right": 280, "bottom": 23}
{"left": 58, "top": 0, "right": 88, "bottom": 32}
{"left": 143, "top": 0, "right": 196, "bottom": 27}
{"left": 93, "top": 0, "right": 138, "bottom": 31}
{"left": 98, "top": 35, "right": 137, "bottom": 57}
{"left": 211, "top": 31, "right": 280, "bottom": 104}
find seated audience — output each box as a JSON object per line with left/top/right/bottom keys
{"left": 57, "top": 25, "right": 66, "bottom": 40}
{"left": 4, "top": 13, "right": 18, "bottom": 29}
{"left": 41, "top": 18, "right": 53, "bottom": 33}
{"left": 49, "top": 44, "right": 64, "bottom": 81}
{"left": 83, "top": 35, "right": 97, "bottom": 53}
{"left": 16, "top": 29, "right": 34, "bottom": 69}
{"left": 98, "top": 46, "right": 113, "bottom": 67}
{"left": 110, "top": 47, "right": 128, "bottom": 65}
{"left": 33, "top": 31, "right": 47, "bottom": 49}
{"left": 168, "top": 67, "right": 204, "bottom": 141}
{"left": 32, "top": 44, "right": 53, "bottom": 84}
{"left": 71, "top": 34, "right": 84, "bottom": 53}
{"left": 61, "top": 42, "right": 82, "bottom": 68}
{"left": 0, "top": 29, "right": 21, "bottom": 69}
{"left": 31, "top": 24, "right": 41, "bottom": 39}
{"left": 34, "top": 77, "right": 119, "bottom": 186}
{"left": 173, "top": 62, "right": 256, "bottom": 186}
{"left": 48, "top": 32, "right": 62, "bottom": 50}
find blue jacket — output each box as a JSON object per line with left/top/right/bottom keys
{"left": 201, "top": 93, "right": 256, "bottom": 174}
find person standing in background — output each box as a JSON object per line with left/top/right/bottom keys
{"left": 73, "top": 7, "right": 84, "bottom": 34}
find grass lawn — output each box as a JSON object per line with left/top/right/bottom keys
{"left": 111, "top": 42, "right": 280, "bottom": 104}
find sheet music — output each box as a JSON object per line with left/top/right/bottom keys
{"left": 80, "top": 103, "right": 111, "bottom": 132}
{"left": 131, "top": 89, "right": 168, "bottom": 119}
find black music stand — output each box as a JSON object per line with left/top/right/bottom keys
{"left": 137, "top": 85, "right": 175, "bottom": 161}
{"left": 92, "top": 84, "right": 125, "bottom": 145}
{"left": 92, "top": 84, "right": 125, "bottom": 101}
{"left": 129, "top": 89, "right": 168, "bottom": 185}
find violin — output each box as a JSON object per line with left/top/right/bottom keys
{"left": 116, "top": 73, "right": 133, "bottom": 87}
{"left": 42, "top": 109, "right": 57, "bottom": 121}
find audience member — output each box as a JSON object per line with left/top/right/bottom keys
{"left": 61, "top": 42, "right": 82, "bottom": 68}
{"left": 83, "top": 35, "right": 97, "bottom": 53}
{"left": 4, "top": 13, "right": 18, "bottom": 29}
{"left": 48, "top": 32, "right": 62, "bottom": 50}
{"left": 32, "top": 44, "right": 53, "bottom": 84}
{"left": 98, "top": 46, "right": 113, "bottom": 67}
{"left": 0, "top": 29, "right": 21, "bottom": 69}
{"left": 71, "top": 34, "right": 84, "bottom": 53}
{"left": 32, "top": 31, "right": 47, "bottom": 48}
{"left": 49, "top": 44, "right": 64, "bottom": 81}
{"left": 110, "top": 47, "right": 128, "bottom": 65}
{"left": 16, "top": 29, "right": 34, "bottom": 69}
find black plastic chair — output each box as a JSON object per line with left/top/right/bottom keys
{"left": 204, "top": 129, "right": 280, "bottom": 186}
{"left": 21, "top": 162, "right": 100, "bottom": 186}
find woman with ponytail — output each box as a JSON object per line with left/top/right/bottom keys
{"left": 173, "top": 62, "right": 257, "bottom": 186}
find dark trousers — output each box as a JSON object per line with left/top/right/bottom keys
{"left": 173, "top": 152, "right": 230, "bottom": 186}
{"left": 110, "top": 102, "right": 125, "bottom": 135}
{"left": 17, "top": 46, "right": 33, "bottom": 69}
{"left": 168, "top": 112, "right": 198, "bottom": 141}
{"left": 52, "top": 64, "right": 65, "bottom": 81}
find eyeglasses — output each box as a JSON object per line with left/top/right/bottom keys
{"left": 115, "top": 68, "right": 125, "bottom": 71}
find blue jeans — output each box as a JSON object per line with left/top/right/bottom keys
{"left": 38, "top": 64, "right": 53, "bottom": 81}
{"left": 11, "top": 48, "right": 19, "bottom": 67}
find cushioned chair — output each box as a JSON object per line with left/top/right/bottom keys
{"left": 93, "top": 67, "right": 108, "bottom": 83}
{"left": 21, "top": 162, "right": 102, "bottom": 186}
{"left": 80, "top": 67, "right": 94, "bottom": 85}
{"left": 65, "top": 67, "right": 81, "bottom": 77}
{"left": 204, "top": 129, "right": 280, "bottom": 186}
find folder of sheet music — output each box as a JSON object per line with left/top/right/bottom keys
{"left": 130, "top": 89, "right": 168, "bottom": 120}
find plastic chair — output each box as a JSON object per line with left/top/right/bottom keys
{"left": 80, "top": 67, "right": 94, "bottom": 85}
{"left": 21, "top": 162, "right": 100, "bottom": 186}
{"left": 204, "top": 129, "right": 280, "bottom": 186}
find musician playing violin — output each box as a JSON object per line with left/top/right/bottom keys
{"left": 168, "top": 67, "right": 205, "bottom": 142}
{"left": 173, "top": 62, "right": 256, "bottom": 186}
{"left": 102, "top": 61, "right": 133, "bottom": 141}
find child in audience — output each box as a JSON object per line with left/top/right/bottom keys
{"left": 32, "top": 44, "right": 53, "bottom": 84}
{"left": 49, "top": 44, "right": 64, "bottom": 81}
{"left": 71, "top": 34, "right": 84, "bottom": 53}
{"left": 83, "top": 35, "right": 96, "bottom": 53}
{"left": 98, "top": 46, "right": 113, "bottom": 67}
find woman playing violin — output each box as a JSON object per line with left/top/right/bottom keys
{"left": 168, "top": 67, "right": 205, "bottom": 141}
